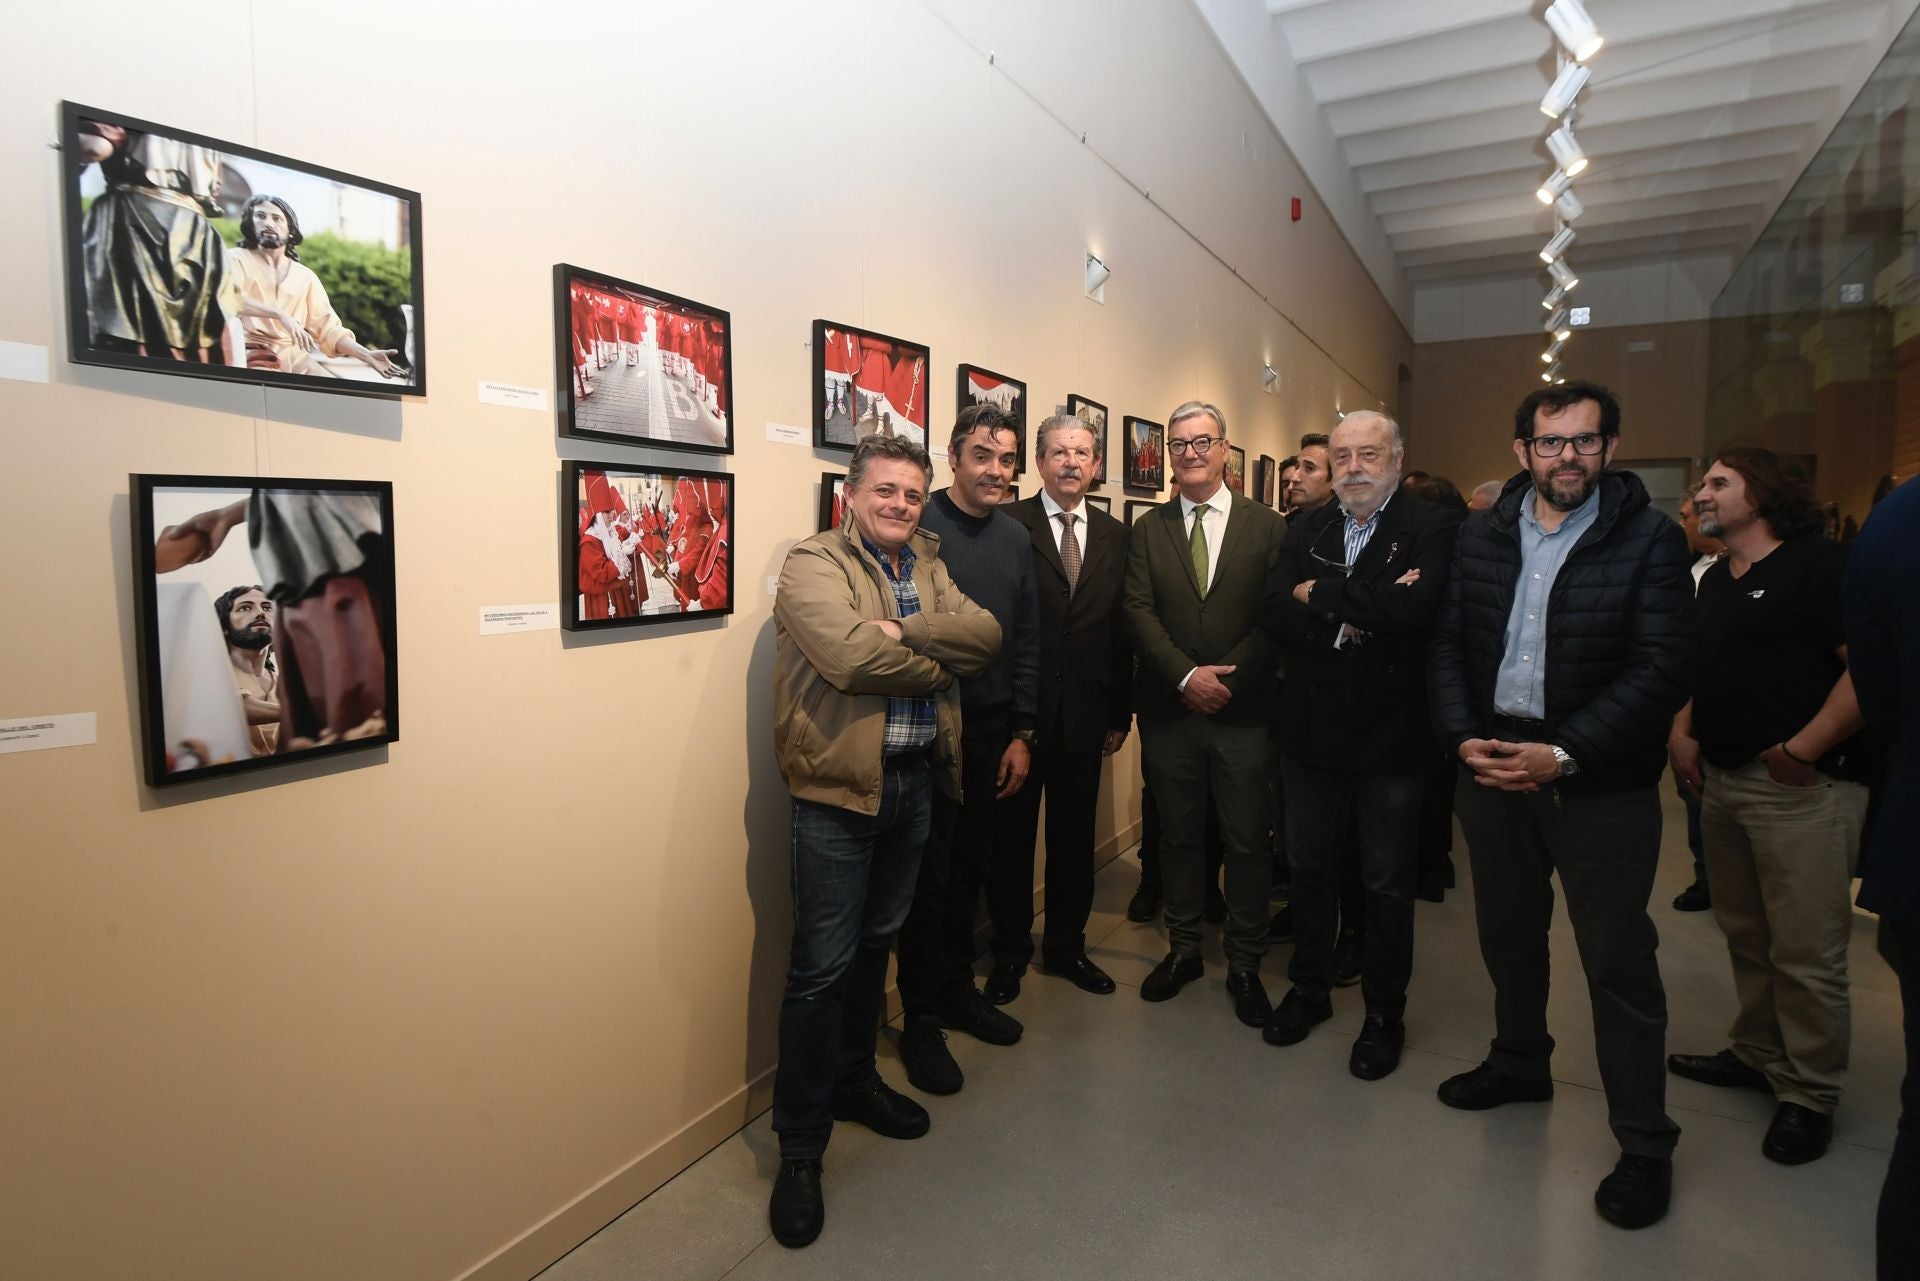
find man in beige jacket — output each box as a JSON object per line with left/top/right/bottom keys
{"left": 767, "top": 434, "right": 1001, "bottom": 1249}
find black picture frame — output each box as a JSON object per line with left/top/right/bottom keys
{"left": 1000, "top": 485, "right": 1021, "bottom": 505}
{"left": 1125, "top": 499, "right": 1157, "bottom": 525}
{"left": 813, "top": 319, "right": 930, "bottom": 452}
{"left": 555, "top": 264, "right": 734, "bottom": 455}
{"left": 132, "top": 474, "right": 400, "bottom": 787}
{"left": 1123, "top": 416, "right": 1165, "bottom": 492}
{"left": 1256, "top": 454, "right": 1278, "bottom": 506}
{"left": 817, "top": 471, "right": 848, "bottom": 533}
{"left": 61, "top": 102, "right": 426, "bottom": 399}
{"left": 956, "top": 364, "right": 1027, "bottom": 475}
{"left": 563, "top": 460, "right": 735, "bottom": 631}
{"left": 1065, "top": 394, "right": 1109, "bottom": 484}
{"left": 1085, "top": 494, "right": 1111, "bottom": 515}
{"left": 1225, "top": 445, "right": 1248, "bottom": 495}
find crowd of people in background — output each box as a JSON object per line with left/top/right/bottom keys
{"left": 763, "top": 381, "right": 1917, "bottom": 1279}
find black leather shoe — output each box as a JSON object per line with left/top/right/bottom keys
{"left": 896, "top": 1019, "right": 962, "bottom": 1096}
{"left": 1672, "top": 881, "right": 1712, "bottom": 912}
{"left": 983, "top": 962, "right": 1024, "bottom": 1006}
{"left": 1226, "top": 971, "right": 1273, "bottom": 1027}
{"left": 1204, "top": 886, "right": 1228, "bottom": 923}
{"left": 1349, "top": 1014, "right": 1406, "bottom": 1080}
{"left": 1437, "top": 1062, "right": 1555, "bottom": 1110}
{"left": 939, "top": 988, "right": 1024, "bottom": 1045}
{"left": 1268, "top": 904, "right": 1294, "bottom": 941}
{"left": 1594, "top": 1153, "right": 1671, "bottom": 1229}
{"left": 1331, "top": 930, "right": 1364, "bottom": 987}
{"left": 1667, "top": 1048, "right": 1769, "bottom": 1092}
{"left": 1416, "top": 879, "right": 1445, "bottom": 904}
{"left": 1140, "top": 952, "right": 1204, "bottom": 1002}
{"left": 1043, "top": 953, "right": 1117, "bottom": 995}
{"left": 829, "top": 1084, "right": 929, "bottom": 1139}
{"left": 1262, "top": 988, "right": 1333, "bottom": 1046}
{"left": 770, "top": 1158, "right": 824, "bottom": 1248}
{"left": 1762, "top": 1102, "right": 1832, "bottom": 1165}
{"left": 1126, "top": 884, "right": 1162, "bottom": 923}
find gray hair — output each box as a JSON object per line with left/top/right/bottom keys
{"left": 1471, "top": 479, "right": 1504, "bottom": 506}
{"left": 847, "top": 433, "right": 933, "bottom": 490}
{"left": 1333, "top": 409, "right": 1404, "bottom": 457}
{"left": 1168, "top": 400, "right": 1227, "bottom": 439}
{"left": 1034, "top": 412, "right": 1102, "bottom": 462}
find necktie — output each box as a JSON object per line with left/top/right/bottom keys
{"left": 1189, "top": 503, "right": 1210, "bottom": 597}
{"left": 1057, "top": 512, "right": 1081, "bottom": 593}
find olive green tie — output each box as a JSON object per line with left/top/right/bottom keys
{"left": 1189, "top": 502, "right": 1210, "bottom": 597}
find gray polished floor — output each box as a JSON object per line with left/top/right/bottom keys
{"left": 539, "top": 790, "right": 1902, "bottom": 1281}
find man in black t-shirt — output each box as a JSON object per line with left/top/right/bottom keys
{"left": 1667, "top": 447, "right": 1870, "bottom": 1168}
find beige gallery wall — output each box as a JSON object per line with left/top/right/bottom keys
{"left": 0, "top": 3, "right": 1412, "bottom": 1279}
{"left": 1410, "top": 320, "right": 1712, "bottom": 490}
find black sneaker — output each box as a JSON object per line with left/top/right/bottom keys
{"left": 829, "top": 1083, "right": 929, "bottom": 1139}
{"left": 939, "top": 987, "right": 1024, "bottom": 1046}
{"left": 1594, "top": 1153, "right": 1671, "bottom": 1229}
{"left": 897, "top": 1019, "right": 963, "bottom": 1095}
{"left": 769, "top": 1158, "right": 824, "bottom": 1248}
{"left": 1672, "top": 882, "right": 1711, "bottom": 912}
{"left": 1126, "top": 884, "right": 1162, "bottom": 923}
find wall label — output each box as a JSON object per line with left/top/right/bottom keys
{"left": 765, "top": 421, "right": 807, "bottom": 446}
{"left": 478, "top": 380, "right": 550, "bottom": 411}
{"left": 0, "top": 340, "right": 49, "bottom": 384}
{"left": 479, "top": 604, "right": 561, "bottom": 635}
{"left": 0, "top": 712, "right": 96, "bottom": 755}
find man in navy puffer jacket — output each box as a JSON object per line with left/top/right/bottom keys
{"left": 1428, "top": 381, "right": 1693, "bottom": 1231}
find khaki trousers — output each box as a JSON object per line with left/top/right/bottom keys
{"left": 1702, "top": 760, "right": 1868, "bottom": 1113}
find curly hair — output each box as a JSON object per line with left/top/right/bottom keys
{"left": 238, "top": 194, "right": 304, "bottom": 261}
{"left": 1710, "top": 446, "right": 1826, "bottom": 540}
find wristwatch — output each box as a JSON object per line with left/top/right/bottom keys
{"left": 1011, "top": 729, "right": 1038, "bottom": 747}
{"left": 1549, "top": 745, "right": 1579, "bottom": 777}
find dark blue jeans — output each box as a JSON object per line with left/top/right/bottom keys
{"left": 1879, "top": 919, "right": 1920, "bottom": 1281}
{"left": 772, "top": 758, "right": 931, "bottom": 1161}
{"left": 1678, "top": 772, "right": 1708, "bottom": 887}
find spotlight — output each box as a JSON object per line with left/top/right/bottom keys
{"left": 1545, "top": 308, "right": 1568, "bottom": 334}
{"left": 1263, "top": 364, "right": 1279, "bottom": 394}
{"left": 1548, "top": 258, "right": 1579, "bottom": 289}
{"left": 1084, "top": 252, "right": 1110, "bottom": 302}
{"left": 1546, "top": 0, "right": 1604, "bottom": 61}
{"left": 1544, "top": 361, "right": 1564, "bottom": 382}
{"left": 1542, "top": 339, "right": 1565, "bottom": 363}
{"left": 1540, "top": 61, "right": 1590, "bottom": 118}
{"left": 1540, "top": 225, "right": 1576, "bottom": 264}
{"left": 1537, "top": 169, "right": 1573, "bottom": 205}
{"left": 1543, "top": 284, "right": 1568, "bottom": 310}
{"left": 1555, "top": 189, "right": 1584, "bottom": 221}
{"left": 1546, "top": 124, "right": 1588, "bottom": 177}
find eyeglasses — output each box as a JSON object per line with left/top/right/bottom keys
{"left": 1167, "top": 436, "right": 1221, "bottom": 457}
{"left": 1526, "top": 432, "right": 1607, "bottom": 457}
{"left": 1306, "top": 519, "right": 1354, "bottom": 577}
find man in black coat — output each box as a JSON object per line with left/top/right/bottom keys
{"left": 995, "top": 413, "right": 1134, "bottom": 1003}
{"left": 1258, "top": 411, "right": 1461, "bottom": 1078}
{"left": 1844, "top": 475, "right": 1920, "bottom": 1280}
{"left": 1428, "top": 381, "right": 1692, "bottom": 1231}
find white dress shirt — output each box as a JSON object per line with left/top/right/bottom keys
{"left": 1039, "top": 488, "right": 1088, "bottom": 555}
{"left": 1178, "top": 484, "right": 1230, "bottom": 591}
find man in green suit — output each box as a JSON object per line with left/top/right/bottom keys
{"left": 1125, "top": 400, "right": 1289, "bottom": 1027}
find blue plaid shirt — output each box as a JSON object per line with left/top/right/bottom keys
{"left": 864, "top": 536, "right": 938, "bottom": 755}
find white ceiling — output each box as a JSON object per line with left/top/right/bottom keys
{"left": 1204, "top": 0, "right": 1919, "bottom": 298}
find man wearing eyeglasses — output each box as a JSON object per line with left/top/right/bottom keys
{"left": 1257, "top": 410, "right": 1462, "bottom": 1077}
{"left": 1124, "top": 401, "right": 1288, "bottom": 1026}
{"left": 1429, "top": 380, "right": 1692, "bottom": 1231}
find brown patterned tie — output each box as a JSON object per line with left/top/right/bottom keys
{"left": 1057, "top": 511, "right": 1082, "bottom": 594}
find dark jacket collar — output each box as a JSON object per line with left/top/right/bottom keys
{"left": 1488, "top": 468, "right": 1651, "bottom": 544}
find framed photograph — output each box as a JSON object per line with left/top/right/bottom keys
{"left": 132, "top": 475, "right": 399, "bottom": 786}
{"left": 814, "top": 320, "right": 930, "bottom": 451}
{"left": 555, "top": 264, "right": 732, "bottom": 454}
{"left": 1000, "top": 484, "right": 1021, "bottom": 505}
{"left": 1065, "top": 394, "right": 1109, "bottom": 484}
{"left": 62, "top": 103, "right": 424, "bottom": 398}
{"left": 1085, "top": 494, "right": 1111, "bottom": 515}
{"left": 817, "top": 471, "right": 848, "bottom": 533}
{"left": 1256, "top": 454, "right": 1278, "bottom": 506}
{"left": 1125, "top": 499, "right": 1157, "bottom": 525}
{"left": 1123, "top": 416, "right": 1165, "bottom": 491}
{"left": 1225, "top": 445, "right": 1248, "bottom": 495}
{"left": 565, "top": 461, "right": 734, "bottom": 630}
{"left": 957, "top": 364, "right": 1027, "bottom": 475}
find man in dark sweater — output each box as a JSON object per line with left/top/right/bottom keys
{"left": 892, "top": 403, "right": 1040, "bottom": 1096}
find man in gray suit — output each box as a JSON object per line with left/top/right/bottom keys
{"left": 1124, "top": 400, "right": 1289, "bottom": 1027}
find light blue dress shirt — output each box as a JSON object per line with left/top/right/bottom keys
{"left": 1493, "top": 486, "right": 1600, "bottom": 719}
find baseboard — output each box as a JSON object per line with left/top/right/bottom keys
{"left": 456, "top": 1069, "right": 776, "bottom": 1281}
{"left": 464, "top": 817, "right": 1142, "bottom": 1280}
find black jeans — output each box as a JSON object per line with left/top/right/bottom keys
{"left": 1879, "top": 919, "right": 1920, "bottom": 1281}
{"left": 1453, "top": 770, "right": 1681, "bottom": 1157}
{"left": 772, "top": 758, "right": 932, "bottom": 1160}
{"left": 995, "top": 736, "right": 1103, "bottom": 965}
{"left": 1280, "top": 757, "right": 1422, "bottom": 1017}
{"left": 896, "top": 720, "right": 1015, "bottom": 1018}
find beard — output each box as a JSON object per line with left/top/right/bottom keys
{"left": 1535, "top": 465, "right": 1599, "bottom": 512}
{"left": 226, "top": 623, "right": 272, "bottom": 651}
{"left": 254, "top": 228, "right": 284, "bottom": 249}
